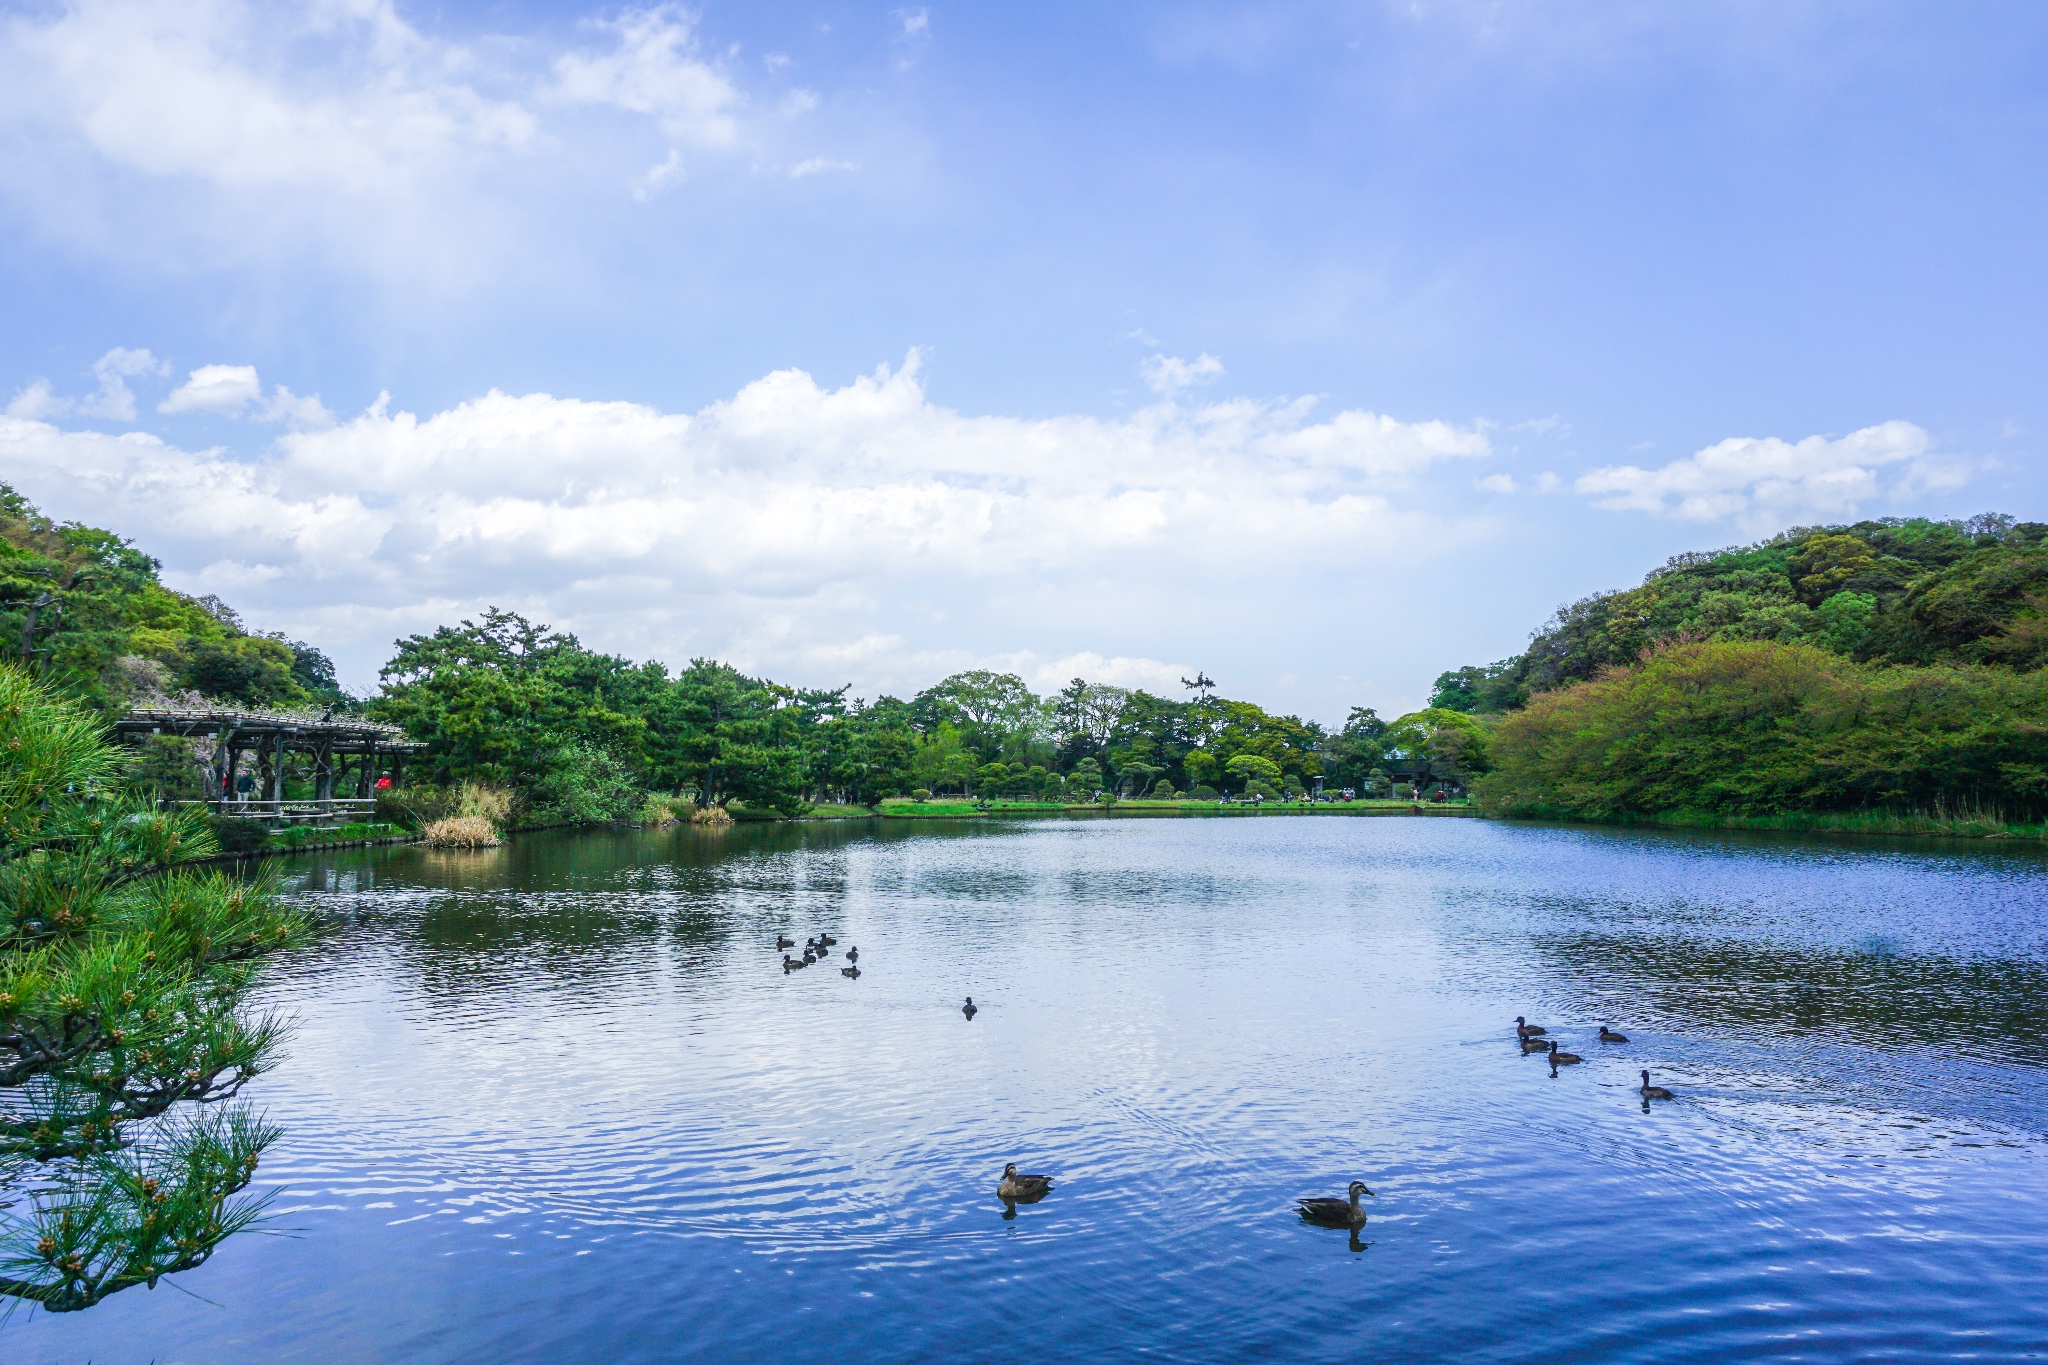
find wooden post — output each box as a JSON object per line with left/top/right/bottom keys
{"left": 214, "top": 723, "right": 236, "bottom": 810}
{"left": 358, "top": 741, "right": 375, "bottom": 798}
{"left": 314, "top": 739, "right": 334, "bottom": 804}
{"left": 270, "top": 731, "right": 286, "bottom": 803}
{"left": 391, "top": 753, "right": 404, "bottom": 790}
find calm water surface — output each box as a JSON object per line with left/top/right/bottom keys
{"left": 10, "top": 816, "right": 2048, "bottom": 1362}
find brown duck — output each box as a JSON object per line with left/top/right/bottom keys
{"left": 1296, "top": 1180, "right": 1374, "bottom": 1227}
{"left": 998, "top": 1162, "right": 1053, "bottom": 1202}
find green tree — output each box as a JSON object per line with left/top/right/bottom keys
{"left": 1223, "top": 753, "right": 1283, "bottom": 795}
{"left": 0, "top": 664, "right": 305, "bottom": 1311}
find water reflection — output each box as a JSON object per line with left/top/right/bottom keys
{"left": 1533, "top": 929, "right": 2048, "bottom": 1064}
{"left": 11, "top": 818, "right": 2048, "bottom": 1365}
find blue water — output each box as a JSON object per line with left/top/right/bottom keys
{"left": 9, "top": 816, "right": 2048, "bottom": 1362}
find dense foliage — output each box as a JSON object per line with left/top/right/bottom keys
{"left": 1432, "top": 514, "right": 2048, "bottom": 714}
{"left": 1476, "top": 640, "right": 2048, "bottom": 821}
{"left": 0, "top": 664, "right": 305, "bottom": 1310}
{"left": 0, "top": 483, "right": 344, "bottom": 715}
{"left": 367, "top": 612, "right": 1471, "bottom": 814}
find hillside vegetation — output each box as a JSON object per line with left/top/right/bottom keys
{"left": 1450, "top": 515, "right": 2048, "bottom": 828}
{"left": 1433, "top": 514, "right": 2048, "bottom": 712}
{"left": 0, "top": 483, "right": 344, "bottom": 714}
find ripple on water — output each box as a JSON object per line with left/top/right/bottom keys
{"left": 9, "top": 818, "right": 2048, "bottom": 1364}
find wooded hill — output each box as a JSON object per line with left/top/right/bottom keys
{"left": 1449, "top": 515, "right": 2048, "bottom": 825}
{"left": 0, "top": 482, "right": 345, "bottom": 714}
{"left": 1432, "top": 514, "right": 2048, "bottom": 713}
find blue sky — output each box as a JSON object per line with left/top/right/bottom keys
{"left": 1, "top": 0, "right": 2043, "bottom": 719}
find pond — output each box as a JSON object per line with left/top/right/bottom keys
{"left": 9, "top": 816, "right": 2048, "bottom": 1362}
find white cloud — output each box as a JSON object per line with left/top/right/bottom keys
{"left": 790, "top": 157, "right": 858, "bottom": 178}
{"left": 1475, "top": 473, "right": 1516, "bottom": 494}
{"left": 6, "top": 347, "right": 165, "bottom": 422}
{"left": 3, "top": 0, "right": 539, "bottom": 194}
{"left": 1575, "top": 421, "right": 1939, "bottom": 531}
{"left": 1141, "top": 352, "right": 1226, "bottom": 394}
{"left": 0, "top": 355, "right": 1488, "bottom": 694}
{"left": 0, "top": 1, "right": 849, "bottom": 286}
{"left": 259, "top": 385, "right": 335, "bottom": 430}
{"left": 6, "top": 380, "right": 67, "bottom": 421}
{"left": 552, "top": 7, "right": 739, "bottom": 147}
{"left": 160, "top": 364, "right": 262, "bottom": 416}
{"left": 897, "top": 10, "right": 932, "bottom": 39}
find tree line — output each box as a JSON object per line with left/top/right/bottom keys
{"left": 367, "top": 609, "right": 1478, "bottom": 819}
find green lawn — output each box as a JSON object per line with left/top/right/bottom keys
{"left": 876, "top": 797, "right": 1474, "bottom": 818}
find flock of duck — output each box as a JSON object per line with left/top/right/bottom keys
{"left": 777, "top": 931, "right": 860, "bottom": 978}
{"left": 1516, "top": 1014, "right": 1678, "bottom": 1105}
{"left": 770, "top": 934, "right": 1680, "bottom": 1236}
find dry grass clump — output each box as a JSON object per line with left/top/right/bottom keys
{"left": 690, "top": 803, "right": 733, "bottom": 826}
{"left": 423, "top": 814, "right": 501, "bottom": 848}
{"left": 456, "top": 783, "right": 514, "bottom": 826}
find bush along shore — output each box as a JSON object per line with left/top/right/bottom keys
{"left": 1417, "top": 514, "right": 2048, "bottom": 842}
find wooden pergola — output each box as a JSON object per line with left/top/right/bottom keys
{"left": 111, "top": 704, "right": 424, "bottom": 824}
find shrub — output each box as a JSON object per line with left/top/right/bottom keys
{"left": 691, "top": 803, "right": 733, "bottom": 826}
{"left": 1477, "top": 639, "right": 2048, "bottom": 820}
{"left": 422, "top": 815, "right": 500, "bottom": 848}
{"left": 208, "top": 815, "right": 272, "bottom": 856}
{"left": 637, "top": 793, "right": 691, "bottom": 826}
{"left": 1190, "top": 784, "right": 1219, "bottom": 801}
{"left": 528, "top": 742, "right": 641, "bottom": 825}
{"left": 911, "top": 788, "right": 932, "bottom": 802}
{"left": 375, "top": 785, "right": 454, "bottom": 830}
{"left": 1149, "top": 778, "right": 1179, "bottom": 800}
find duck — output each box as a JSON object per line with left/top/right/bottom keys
{"left": 997, "top": 1162, "right": 1054, "bottom": 1202}
{"left": 804, "top": 937, "right": 820, "bottom": 953}
{"left": 802, "top": 951, "right": 817, "bottom": 965}
{"left": 1599, "top": 1025, "right": 1629, "bottom": 1043}
{"left": 1547, "top": 1040, "right": 1584, "bottom": 1065}
{"left": 817, "top": 932, "right": 838, "bottom": 947}
{"left": 1515, "top": 1016, "right": 1547, "bottom": 1039}
{"left": 1639, "top": 1069, "right": 1675, "bottom": 1100}
{"left": 1295, "top": 1180, "right": 1374, "bottom": 1228}
{"left": 962, "top": 996, "right": 978, "bottom": 1020}
{"left": 841, "top": 965, "right": 861, "bottom": 979}
{"left": 782, "top": 954, "right": 802, "bottom": 972}
{"left": 846, "top": 946, "right": 859, "bottom": 964}
{"left": 1521, "top": 1036, "right": 1554, "bottom": 1054}
{"left": 775, "top": 934, "right": 795, "bottom": 950}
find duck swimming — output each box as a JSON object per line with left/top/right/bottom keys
{"left": 775, "top": 934, "right": 795, "bottom": 950}
{"left": 782, "top": 955, "right": 802, "bottom": 972}
{"left": 841, "top": 965, "right": 861, "bottom": 978}
{"left": 1547, "top": 1040, "right": 1584, "bottom": 1065}
{"left": 1521, "top": 1036, "right": 1554, "bottom": 1054}
{"left": 1516, "top": 1016, "right": 1547, "bottom": 1039}
{"left": 818, "top": 932, "right": 837, "bottom": 947}
{"left": 963, "top": 996, "right": 978, "bottom": 1020}
{"left": 1296, "top": 1180, "right": 1374, "bottom": 1227}
{"left": 1599, "top": 1025, "right": 1628, "bottom": 1043}
{"left": 998, "top": 1162, "right": 1053, "bottom": 1202}
{"left": 1639, "top": 1069, "right": 1675, "bottom": 1100}
{"left": 846, "top": 946, "right": 859, "bottom": 964}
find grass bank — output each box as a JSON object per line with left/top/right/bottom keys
{"left": 1493, "top": 806, "right": 2048, "bottom": 841}
{"left": 876, "top": 798, "right": 1478, "bottom": 819}
{"left": 209, "top": 819, "right": 419, "bottom": 861}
